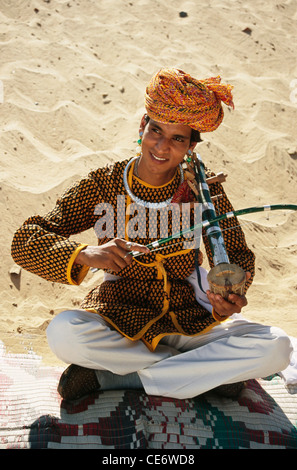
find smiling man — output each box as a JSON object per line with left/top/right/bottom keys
{"left": 137, "top": 117, "right": 196, "bottom": 186}
{"left": 11, "top": 68, "right": 292, "bottom": 401}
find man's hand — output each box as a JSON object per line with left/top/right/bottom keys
{"left": 206, "top": 272, "right": 251, "bottom": 319}
{"left": 74, "top": 239, "right": 150, "bottom": 273}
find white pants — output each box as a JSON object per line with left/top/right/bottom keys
{"left": 46, "top": 308, "right": 292, "bottom": 399}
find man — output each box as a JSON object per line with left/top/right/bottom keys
{"left": 11, "top": 69, "right": 292, "bottom": 400}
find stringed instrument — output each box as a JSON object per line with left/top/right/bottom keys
{"left": 130, "top": 152, "right": 296, "bottom": 301}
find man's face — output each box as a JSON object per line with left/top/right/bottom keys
{"left": 138, "top": 118, "right": 196, "bottom": 184}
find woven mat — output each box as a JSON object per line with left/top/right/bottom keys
{"left": 1, "top": 342, "right": 296, "bottom": 449}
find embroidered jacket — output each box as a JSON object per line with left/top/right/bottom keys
{"left": 11, "top": 158, "right": 255, "bottom": 351}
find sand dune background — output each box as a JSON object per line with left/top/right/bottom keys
{"left": 1, "top": 0, "right": 296, "bottom": 366}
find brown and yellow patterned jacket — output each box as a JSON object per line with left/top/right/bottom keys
{"left": 11, "top": 158, "right": 255, "bottom": 351}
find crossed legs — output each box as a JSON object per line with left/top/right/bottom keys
{"left": 47, "top": 309, "right": 292, "bottom": 399}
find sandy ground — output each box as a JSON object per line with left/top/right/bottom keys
{"left": 1, "top": 0, "right": 296, "bottom": 367}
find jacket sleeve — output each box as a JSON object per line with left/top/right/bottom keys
{"left": 203, "top": 179, "right": 255, "bottom": 293}
{"left": 11, "top": 172, "right": 104, "bottom": 285}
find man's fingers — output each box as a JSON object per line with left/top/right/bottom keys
{"left": 117, "top": 239, "right": 150, "bottom": 254}
{"left": 246, "top": 271, "right": 251, "bottom": 282}
{"left": 107, "top": 239, "right": 150, "bottom": 271}
{"left": 115, "top": 239, "right": 150, "bottom": 260}
{"left": 227, "top": 293, "right": 248, "bottom": 308}
{"left": 76, "top": 239, "right": 150, "bottom": 272}
{"left": 206, "top": 289, "right": 248, "bottom": 317}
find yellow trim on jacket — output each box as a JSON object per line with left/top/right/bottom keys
{"left": 67, "top": 243, "right": 90, "bottom": 285}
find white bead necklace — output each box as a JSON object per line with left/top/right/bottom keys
{"left": 123, "top": 156, "right": 184, "bottom": 209}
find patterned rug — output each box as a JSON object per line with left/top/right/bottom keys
{"left": 1, "top": 342, "right": 296, "bottom": 449}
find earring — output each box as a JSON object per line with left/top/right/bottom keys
{"left": 186, "top": 149, "right": 193, "bottom": 162}
{"left": 136, "top": 131, "right": 143, "bottom": 157}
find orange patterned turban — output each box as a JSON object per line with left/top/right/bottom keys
{"left": 144, "top": 68, "right": 234, "bottom": 132}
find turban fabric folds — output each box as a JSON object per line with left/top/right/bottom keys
{"left": 144, "top": 68, "right": 234, "bottom": 133}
